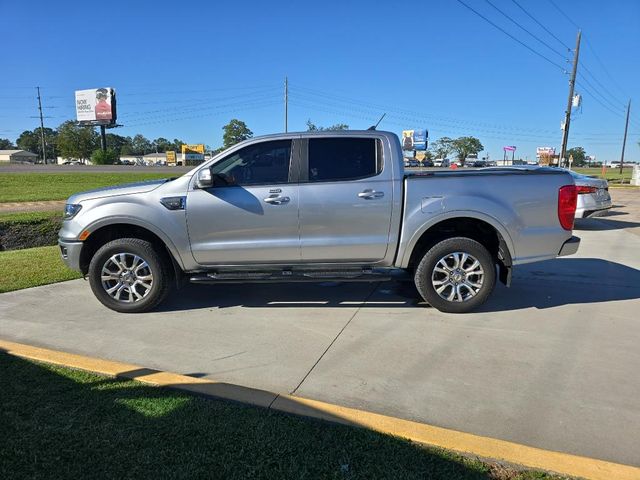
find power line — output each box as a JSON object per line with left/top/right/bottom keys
{"left": 455, "top": 0, "right": 567, "bottom": 72}
{"left": 509, "top": 0, "right": 572, "bottom": 50}
{"left": 292, "top": 85, "right": 560, "bottom": 134}
{"left": 483, "top": 0, "right": 569, "bottom": 59}
{"left": 576, "top": 72, "right": 625, "bottom": 112}
{"left": 119, "top": 89, "right": 280, "bottom": 119}
{"left": 576, "top": 80, "right": 628, "bottom": 118}
{"left": 122, "top": 100, "right": 280, "bottom": 128}
{"left": 546, "top": 0, "right": 580, "bottom": 28}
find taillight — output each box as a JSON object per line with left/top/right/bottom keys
{"left": 558, "top": 185, "right": 577, "bottom": 230}
{"left": 576, "top": 185, "right": 597, "bottom": 194}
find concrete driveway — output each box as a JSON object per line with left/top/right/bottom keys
{"left": 1, "top": 196, "right": 639, "bottom": 468}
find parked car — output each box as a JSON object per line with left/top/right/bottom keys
{"left": 421, "top": 159, "right": 434, "bottom": 167}
{"left": 566, "top": 170, "right": 612, "bottom": 218}
{"left": 441, "top": 159, "right": 461, "bottom": 168}
{"left": 433, "top": 158, "right": 444, "bottom": 167}
{"left": 59, "top": 131, "right": 579, "bottom": 314}
{"left": 407, "top": 159, "right": 420, "bottom": 168}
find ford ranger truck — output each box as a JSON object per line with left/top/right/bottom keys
{"left": 58, "top": 131, "right": 580, "bottom": 314}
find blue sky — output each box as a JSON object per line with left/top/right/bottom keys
{"left": 1, "top": 0, "right": 638, "bottom": 162}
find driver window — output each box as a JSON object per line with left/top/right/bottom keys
{"left": 211, "top": 140, "right": 292, "bottom": 186}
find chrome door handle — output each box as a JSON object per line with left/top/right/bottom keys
{"left": 358, "top": 189, "right": 384, "bottom": 199}
{"left": 264, "top": 195, "right": 290, "bottom": 205}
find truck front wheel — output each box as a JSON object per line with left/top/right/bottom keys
{"left": 414, "top": 237, "right": 496, "bottom": 313}
{"left": 88, "top": 238, "right": 172, "bottom": 313}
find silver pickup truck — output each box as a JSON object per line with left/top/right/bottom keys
{"left": 59, "top": 131, "right": 580, "bottom": 314}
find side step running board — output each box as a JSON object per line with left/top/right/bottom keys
{"left": 189, "top": 268, "right": 407, "bottom": 285}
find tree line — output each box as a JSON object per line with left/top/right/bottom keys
{"left": 0, "top": 121, "right": 190, "bottom": 163}
{"left": 1, "top": 117, "right": 602, "bottom": 166}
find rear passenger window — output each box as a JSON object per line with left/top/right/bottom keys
{"left": 308, "top": 138, "right": 381, "bottom": 182}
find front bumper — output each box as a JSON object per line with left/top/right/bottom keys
{"left": 558, "top": 236, "right": 580, "bottom": 257}
{"left": 58, "top": 239, "right": 84, "bottom": 271}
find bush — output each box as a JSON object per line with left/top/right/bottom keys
{"left": 90, "top": 148, "right": 119, "bottom": 165}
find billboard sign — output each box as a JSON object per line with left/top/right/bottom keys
{"left": 413, "top": 129, "right": 428, "bottom": 151}
{"left": 503, "top": 145, "right": 517, "bottom": 152}
{"left": 181, "top": 144, "right": 205, "bottom": 162}
{"left": 75, "top": 87, "right": 116, "bottom": 125}
{"left": 402, "top": 129, "right": 428, "bottom": 151}
{"left": 166, "top": 151, "right": 177, "bottom": 165}
{"left": 536, "top": 146, "right": 556, "bottom": 158}
{"left": 401, "top": 130, "right": 414, "bottom": 151}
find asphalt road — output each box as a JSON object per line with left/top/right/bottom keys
{"left": 1, "top": 194, "right": 639, "bottom": 467}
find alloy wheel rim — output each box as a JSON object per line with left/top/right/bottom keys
{"left": 431, "top": 252, "right": 484, "bottom": 302}
{"left": 101, "top": 253, "right": 154, "bottom": 303}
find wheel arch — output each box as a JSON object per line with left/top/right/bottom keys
{"left": 402, "top": 214, "right": 513, "bottom": 285}
{"left": 78, "top": 219, "right": 185, "bottom": 282}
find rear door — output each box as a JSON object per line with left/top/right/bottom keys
{"left": 186, "top": 138, "right": 301, "bottom": 265}
{"left": 298, "top": 136, "right": 394, "bottom": 263}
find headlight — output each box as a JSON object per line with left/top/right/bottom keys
{"left": 63, "top": 204, "right": 82, "bottom": 220}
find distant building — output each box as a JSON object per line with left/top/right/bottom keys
{"left": 0, "top": 149, "right": 39, "bottom": 163}
{"left": 143, "top": 152, "right": 168, "bottom": 165}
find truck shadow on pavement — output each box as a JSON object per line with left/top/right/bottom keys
{"left": 575, "top": 217, "right": 640, "bottom": 231}
{"left": 156, "top": 258, "right": 640, "bottom": 313}
{"left": 479, "top": 258, "right": 640, "bottom": 312}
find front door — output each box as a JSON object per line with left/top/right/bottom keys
{"left": 186, "top": 139, "right": 300, "bottom": 265}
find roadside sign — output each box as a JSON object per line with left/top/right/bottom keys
{"left": 166, "top": 151, "right": 176, "bottom": 165}
{"left": 181, "top": 144, "right": 205, "bottom": 163}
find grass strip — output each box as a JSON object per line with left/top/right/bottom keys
{"left": 0, "top": 245, "right": 81, "bottom": 293}
{"left": 0, "top": 352, "right": 568, "bottom": 480}
{"left": 0, "top": 172, "right": 170, "bottom": 202}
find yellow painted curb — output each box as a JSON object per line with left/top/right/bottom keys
{"left": 1, "top": 338, "right": 638, "bottom": 480}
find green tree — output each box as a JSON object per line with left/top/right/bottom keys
{"left": 171, "top": 138, "right": 186, "bottom": 153}
{"left": 566, "top": 146, "right": 587, "bottom": 167}
{"left": 130, "top": 134, "right": 152, "bottom": 155}
{"left": 222, "top": 119, "right": 253, "bottom": 148}
{"left": 152, "top": 137, "right": 172, "bottom": 153}
{"left": 430, "top": 137, "right": 454, "bottom": 159}
{"left": 306, "top": 119, "right": 349, "bottom": 131}
{"left": 90, "top": 148, "right": 119, "bottom": 165}
{"left": 0, "top": 138, "right": 15, "bottom": 149}
{"left": 16, "top": 127, "right": 58, "bottom": 160}
{"left": 56, "top": 121, "right": 98, "bottom": 162}
{"left": 105, "top": 134, "right": 132, "bottom": 155}
{"left": 452, "top": 136, "right": 484, "bottom": 165}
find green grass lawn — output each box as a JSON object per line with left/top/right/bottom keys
{"left": 0, "top": 172, "right": 172, "bottom": 202}
{"left": 573, "top": 167, "right": 633, "bottom": 184}
{"left": 0, "top": 245, "right": 81, "bottom": 293}
{"left": 0, "top": 352, "right": 567, "bottom": 480}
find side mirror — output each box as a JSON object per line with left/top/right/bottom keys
{"left": 195, "top": 169, "right": 236, "bottom": 189}
{"left": 195, "top": 168, "right": 213, "bottom": 189}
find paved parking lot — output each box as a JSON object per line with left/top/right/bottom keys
{"left": 1, "top": 189, "right": 639, "bottom": 467}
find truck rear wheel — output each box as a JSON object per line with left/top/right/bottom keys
{"left": 88, "top": 238, "right": 171, "bottom": 313}
{"left": 414, "top": 237, "right": 495, "bottom": 313}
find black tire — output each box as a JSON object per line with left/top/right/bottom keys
{"left": 414, "top": 237, "right": 496, "bottom": 313}
{"left": 88, "top": 238, "right": 172, "bottom": 313}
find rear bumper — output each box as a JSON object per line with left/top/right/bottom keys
{"left": 58, "top": 238, "right": 83, "bottom": 271}
{"left": 558, "top": 236, "right": 580, "bottom": 257}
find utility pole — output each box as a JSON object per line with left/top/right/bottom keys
{"left": 560, "top": 29, "right": 581, "bottom": 168}
{"left": 284, "top": 76, "right": 288, "bottom": 133}
{"left": 36, "top": 87, "right": 47, "bottom": 164}
{"left": 619, "top": 99, "right": 631, "bottom": 175}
